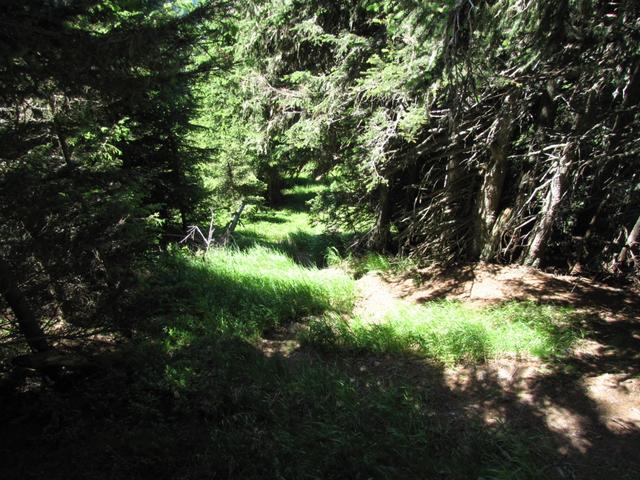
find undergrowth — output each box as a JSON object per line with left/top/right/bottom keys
{"left": 326, "top": 248, "right": 418, "bottom": 278}
{"left": 140, "top": 245, "right": 355, "bottom": 340}
{"left": 301, "top": 300, "right": 582, "bottom": 364}
{"left": 2, "top": 177, "right": 558, "bottom": 479}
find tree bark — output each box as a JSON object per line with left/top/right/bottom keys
{"left": 370, "top": 180, "right": 392, "bottom": 252}
{"left": 0, "top": 258, "right": 50, "bottom": 353}
{"left": 263, "top": 165, "right": 284, "bottom": 206}
{"left": 523, "top": 147, "right": 573, "bottom": 267}
{"left": 524, "top": 87, "right": 595, "bottom": 267}
{"left": 473, "top": 104, "right": 513, "bottom": 260}
{"left": 220, "top": 202, "right": 246, "bottom": 246}
{"left": 617, "top": 213, "right": 640, "bottom": 265}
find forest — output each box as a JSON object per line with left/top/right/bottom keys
{"left": 1, "top": 1, "right": 639, "bottom": 478}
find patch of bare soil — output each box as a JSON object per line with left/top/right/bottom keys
{"left": 390, "top": 262, "right": 639, "bottom": 321}
{"left": 354, "top": 272, "right": 402, "bottom": 323}
{"left": 352, "top": 264, "right": 640, "bottom": 479}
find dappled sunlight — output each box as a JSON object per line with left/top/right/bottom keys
{"left": 304, "top": 300, "right": 581, "bottom": 363}
{"left": 2, "top": 1, "right": 640, "bottom": 478}
{"left": 138, "top": 245, "right": 355, "bottom": 340}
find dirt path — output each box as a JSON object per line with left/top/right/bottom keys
{"left": 252, "top": 220, "right": 640, "bottom": 480}
{"left": 353, "top": 272, "right": 402, "bottom": 323}
{"left": 352, "top": 264, "right": 640, "bottom": 479}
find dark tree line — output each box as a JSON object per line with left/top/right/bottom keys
{"left": 0, "top": 0, "right": 229, "bottom": 356}
{"left": 1, "top": 0, "right": 639, "bottom": 361}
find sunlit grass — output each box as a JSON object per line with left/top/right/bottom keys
{"left": 234, "top": 180, "right": 355, "bottom": 267}
{"left": 238, "top": 208, "right": 318, "bottom": 244}
{"left": 326, "top": 248, "right": 419, "bottom": 278}
{"left": 117, "top": 177, "right": 557, "bottom": 478}
{"left": 301, "top": 300, "right": 582, "bottom": 364}
{"left": 150, "top": 246, "right": 354, "bottom": 342}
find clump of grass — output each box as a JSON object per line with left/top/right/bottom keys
{"left": 326, "top": 248, "right": 418, "bottom": 278}
{"left": 301, "top": 301, "right": 582, "bottom": 364}
{"left": 142, "top": 246, "right": 355, "bottom": 341}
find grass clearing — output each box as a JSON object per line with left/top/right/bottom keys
{"left": 140, "top": 246, "right": 355, "bottom": 342}
{"left": 301, "top": 300, "right": 582, "bottom": 364}
{"left": 118, "top": 178, "right": 574, "bottom": 477}
{"left": 123, "top": 238, "right": 548, "bottom": 478}
{"left": 235, "top": 180, "right": 355, "bottom": 268}
{"left": 4, "top": 176, "right": 566, "bottom": 479}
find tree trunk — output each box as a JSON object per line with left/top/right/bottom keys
{"left": 220, "top": 202, "right": 246, "bottom": 246}
{"left": 572, "top": 62, "right": 640, "bottom": 271}
{"left": 571, "top": 191, "right": 610, "bottom": 274}
{"left": 0, "top": 258, "right": 50, "bottom": 353}
{"left": 617, "top": 213, "right": 640, "bottom": 265}
{"left": 370, "top": 181, "right": 392, "bottom": 252}
{"left": 264, "top": 166, "right": 284, "bottom": 206}
{"left": 444, "top": 156, "right": 463, "bottom": 215}
{"left": 473, "top": 105, "right": 513, "bottom": 260}
{"left": 612, "top": 62, "right": 640, "bottom": 138}
{"left": 524, "top": 87, "right": 595, "bottom": 267}
{"left": 523, "top": 148, "right": 573, "bottom": 267}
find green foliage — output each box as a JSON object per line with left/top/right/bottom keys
{"left": 0, "top": 0, "right": 229, "bottom": 331}
{"left": 325, "top": 248, "right": 418, "bottom": 278}
{"left": 235, "top": 0, "right": 640, "bottom": 269}
{"left": 141, "top": 246, "right": 355, "bottom": 341}
{"left": 302, "top": 301, "right": 582, "bottom": 364}
{"left": 1, "top": 2, "right": 636, "bottom": 478}
{"left": 232, "top": 178, "right": 356, "bottom": 267}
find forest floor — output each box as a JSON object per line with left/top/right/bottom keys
{"left": 244, "top": 180, "right": 640, "bottom": 479}
{"left": 259, "top": 263, "right": 640, "bottom": 479}
{"left": 352, "top": 266, "right": 640, "bottom": 479}
{"left": 2, "top": 177, "right": 639, "bottom": 480}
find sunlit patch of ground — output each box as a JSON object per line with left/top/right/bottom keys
{"left": 347, "top": 264, "right": 640, "bottom": 479}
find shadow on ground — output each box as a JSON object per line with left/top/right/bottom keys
{"left": 3, "top": 322, "right": 638, "bottom": 479}
{"left": 2, "top": 183, "right": 638, "bottom": 479}
{"left": 234, "top": 226, "right": 354, "bottom": 268}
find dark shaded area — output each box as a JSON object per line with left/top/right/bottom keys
{"left": 247, "top": 213, "right": 290, "bottom": 224}
{"left": 280, "top": 189, "right": 319, "bottom": 213}
{"left": 2, "top": 313, "right": 638, "bottom": 479}
{"left": 2, "top": 179, "right": 639, "bottom": 479}
{"left": 305, "top": 329, "right": 640, "bottom": 480}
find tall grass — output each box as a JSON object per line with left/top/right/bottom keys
{"left": 142, "top": 246, "right": 355, "bottom": 341}
{"left": 301, "top": 300, "right": 582, "bottom": 364}
{"left": 4, "top": 176, "right": 557, "bottom": 480}
{"left": 326, "top": 248, "right": 419, "bottom": 278}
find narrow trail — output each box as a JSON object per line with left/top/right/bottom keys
{"left": 353, "top": 272, "right": 402, "bottom": 323}
{"left": 350, "top": 264, "right": 640, "bottom": 480}
{"left": 249, "top": 183, "right": 640, "bottom": 479}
